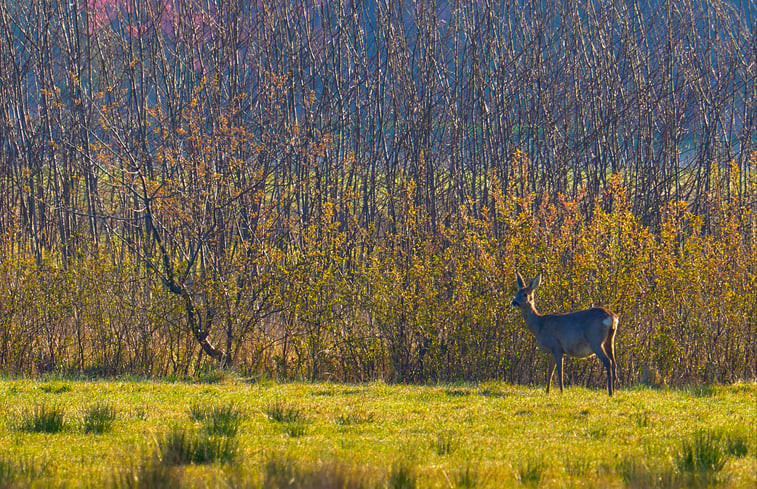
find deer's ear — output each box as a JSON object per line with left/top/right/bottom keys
{"left": 516, "top": 271, "right": 525, "bottom": 288}
{"left": 530, "top": 274, "right": 542, "bottom": 290}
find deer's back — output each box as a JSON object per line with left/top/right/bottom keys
{"left": 540, "top": 307, "right": 616, "bottom": 357}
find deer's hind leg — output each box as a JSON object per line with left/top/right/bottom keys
{"left": 594, "top": 344, "right": 614, "bottom": 396}
{"left": 603, "top": 326, "right": 617, "bottom": 387}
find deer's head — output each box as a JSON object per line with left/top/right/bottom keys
{"left": 511, "top": 271, "right": 541, "bottom": 309}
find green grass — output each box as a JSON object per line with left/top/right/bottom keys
{"left": 453, "top": 464, "right": 479, "bottom": 488}
{"left": 334, "top": 407, "right": 375, "bottom": 426}
{"left": 388, "top": 461, "right": 417, "bottom": 489}
{"left": 0, "top": 379, "right": 755, "bottom": 488}
{"left": 262, "top": 456, "right": 371, "bottom": 489}
{"left": 265, "top": 399, "right": 309, "bottom": 437}
{"left": 677, "top": 431, "right": 728, "bottom": 474}
{"left": 82, "top": 402, "right": 117, "bottom": 434}
{"left": 429, "top": 430, "right": 458, "bottom": 455}
{"left": 16, "top": 404, "right": 66, "bottom": 433}
{"left": 517, "top": 457, "right": 547, "bottom": 486}
{"left": 188, "top": 402, "right": 243, "bottom": 436}
{"left": 0, "top": 455, "right": 48, "bottom": 487}
{"left": 158, "top": 426, "right": 238, "bottom": 465}
{"left": 264, "top": 400, "right": 304, "bottom": 423}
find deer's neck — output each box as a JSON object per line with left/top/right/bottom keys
{"left": 521, "top": 304, "right": 543, "bottom": 333}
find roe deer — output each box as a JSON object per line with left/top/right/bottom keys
{"left": 511, "top": 271, "right": 618, "bottom": 396}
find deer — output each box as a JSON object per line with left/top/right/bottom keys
{"left": 510, "top": 271, "right": 618, "bottom": 396}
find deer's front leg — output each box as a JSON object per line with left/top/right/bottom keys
{"left": 554, "top": 352, "right": 565, "bottom": 393}
{"left": 546, "top": 357, "right": 556, "bottom": 393}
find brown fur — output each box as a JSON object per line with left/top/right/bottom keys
{"left": 512, "top": 272, "right": 618, "bottom": 396}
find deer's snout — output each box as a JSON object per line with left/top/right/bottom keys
{"left": 510, "top": 299, "right": 519, "bottom": 307}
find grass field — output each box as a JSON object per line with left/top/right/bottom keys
{"left": 0, "top": 377, "right": 755, "bottom": 488}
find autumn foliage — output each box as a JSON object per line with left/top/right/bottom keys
{"left": 0, "top": 143, "right": 753, "bottom": 385}
{"left": 0, "top": 1, "right": 754, "bottom": 385}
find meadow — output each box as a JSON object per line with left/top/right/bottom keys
{"left": 0, "top": 377, "right": 755, "bottom": 488}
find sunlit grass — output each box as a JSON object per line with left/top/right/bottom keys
{"left": 157, "top": 426, "right": 238, "bottom": 465}
{"left": 0, "top": 379, "right": 754, "bottom": 488}
{"left": 15, "top": 404, "right": 66, "bottom": 433}
{"left": 188, "top": 402, "right": 243, "bottom": 437}
{"left": 82, "top": 402, "right": 117, "bottom": 434}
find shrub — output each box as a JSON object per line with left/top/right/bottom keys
{"left": 158, "top": 427, "right": 237, "bottom": 465}
{"left": 264, "top": 400, "right": 308, "bottom": 437}
{"left": 283, "top": 421, "right": 308, "bottom": 438}
{"left": 264, "top": 401, "right": 303, "bottom": 424}
{"left": 110, "top": 460, "right": 177, "bottom": 489}
{"left": 0, "top": 456, "right": 17, "bottom": 487}
{"left": 722, "top": 431, "right": 750, "bottom": 458}
{"left": 189, "top": 403, "right": 242, "bottom": 437}
{"left": 517, "top": 458, "right": 545, "bottom": 486}
{"left": 0, "top": 455, "right": 47, "bottom": 487}
{"left": 676, "top": 431, "right": 727, "bottom": 474}
{"left": 453, "top": 465, "right": 479, "bottom": 488}
{"left": 17, "top": 404, "right": 66, "bottom": 433}
{"left": 83, "top": 402, "right": 117, "bottom": 434}
{"left": 430, "top": 431, "right": 458, "bottom": 456}
{"left": 39, "top": 382, "right": 72, "bottom": 394}
{"left": 564, "top": 457, "right": 590, "bottom": 477}
{"left": 334, "top": 408, "right": 374, "bottom": 426}
{"left": 262, "top": 457, "right": 370, "bottom": 489}
{"left": 618, "top": 457, "right": 679, "bottom": 489}
{"left": 388, "top": 462, "right": 417, "bottom": 489}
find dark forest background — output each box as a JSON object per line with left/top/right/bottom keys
{"left": 0, "top": 0, "right": 754, "bottom": 385}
